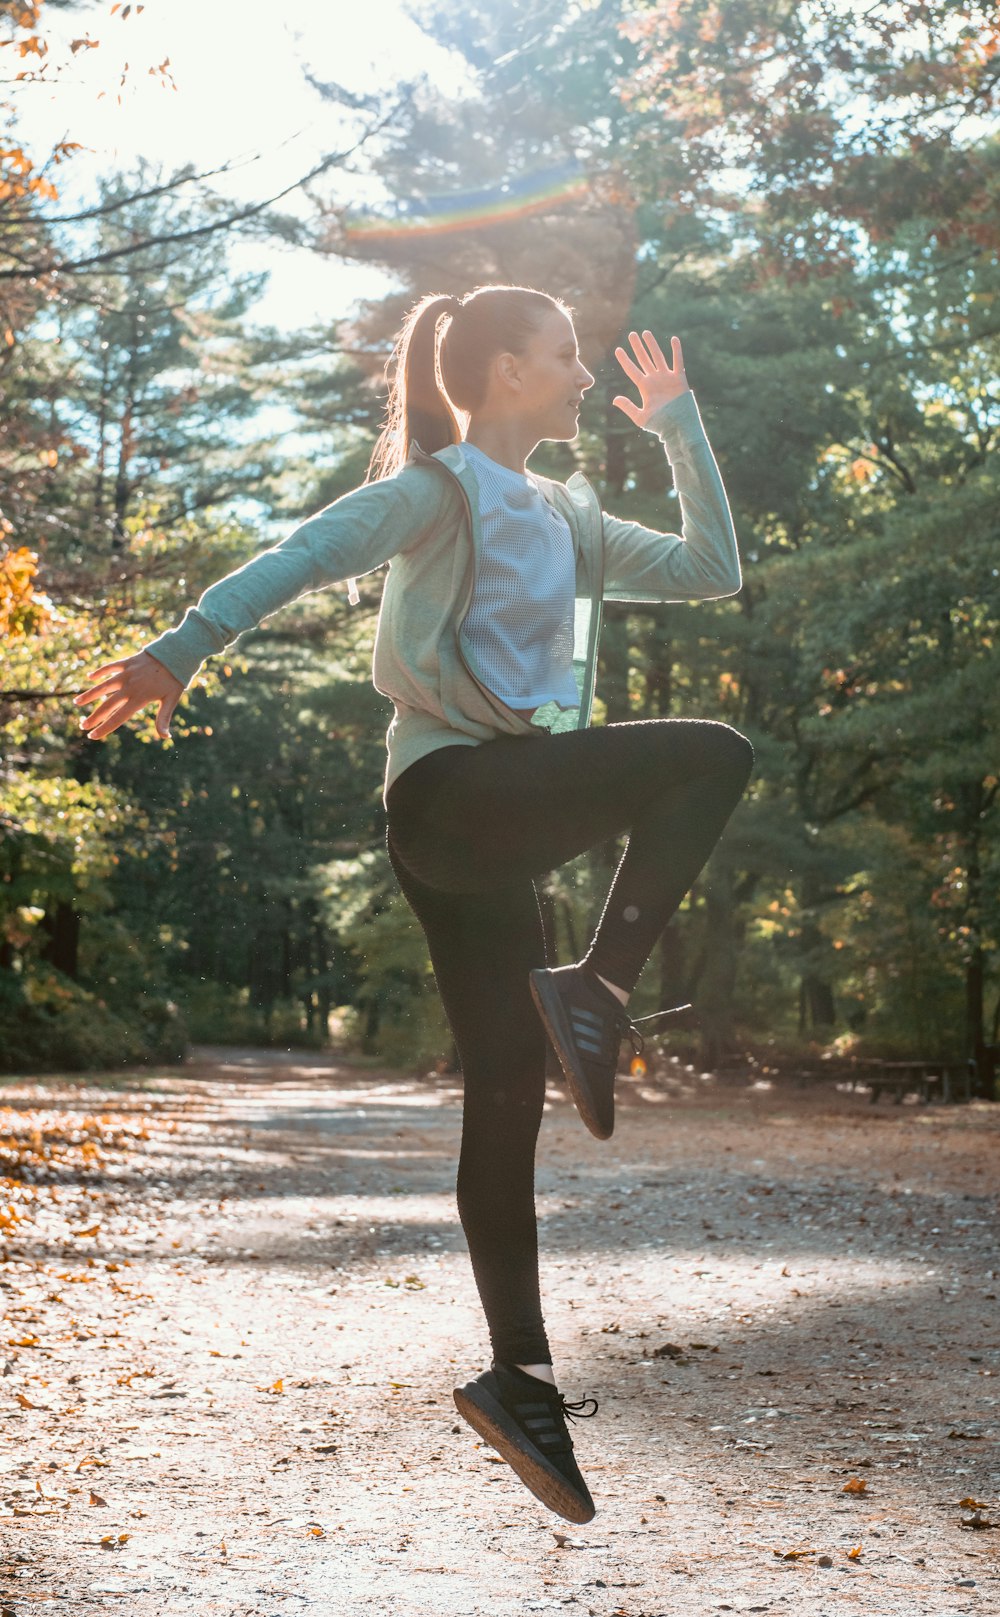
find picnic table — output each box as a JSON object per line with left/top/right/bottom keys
{"left": 858, "top": 1059, "right": 972, "bottom": 1105}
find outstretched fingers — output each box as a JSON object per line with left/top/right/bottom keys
{"left": 632, "top": 329, "right": 670, "bottom": 372}
{"left": 611, "top": 393, "right": 643, "bottom": 426}
{"left": 641, "top": 330, "right": 672, "bottom": 370}
{"left": 637, "top": 330, "right": 682, "bottom": 374}
{"left": 74, "top": 674, "right": 123, "bottom": 710}
{"left": 155, "top": 691, "right": 179, "bottom": 738}
{"left": 82, "top": 659, "right": 127, "bottom": 684}
{"left": 613, "top": 342, "right": 646, "bottom": 386}
{"left": 80, "top": 698, "right": 133, "bottom": 740}
{"left": 72, "top": 650, "right": 183, "bottom": 742}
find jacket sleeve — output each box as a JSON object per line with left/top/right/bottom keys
{"left": 143, "top": 468, "right": 442, "bottom": 688}
{"left": 601, "top": 389, "right": 742, "bottom": 603}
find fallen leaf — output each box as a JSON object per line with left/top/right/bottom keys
{"left": 961, "top": 1511, "right": 998, "bottom": 1530}
{"left": 89, "top": 1491, "right": 107, "bottom": 1506}
{"left": 73, "top": 1225, "right": 101, "bottom": 1237}
{"left": 847, "top": 1543, "right": 862, "bottom": 1561}
{"left": 773, "top": 1547, "right": 817, "bottom": 1560}
{"left": 75, "top": 1455, "right": 109, "bottom": 1471}
{"left": 16, "top": 1392, "right": 37, "bottom": 1408}
{"left": 959, "top": 1496, "right": 990, "bottom": 1509}
{"left": 842, "top": 1477, "right": 868, "bottom": 1494}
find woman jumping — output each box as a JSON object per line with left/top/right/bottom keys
{"left": 75, "top": 284, "right": 752, "bottom": 1525}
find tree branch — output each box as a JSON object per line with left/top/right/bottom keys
{"left": 0, "top": 689, "right": 86, "bottom": 703}
{"left": 0, "top": 111, "right": 399, "bottom": 281}
{"left": 0, "top": 156, "right": 242, "bottom": 226}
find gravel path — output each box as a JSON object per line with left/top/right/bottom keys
{"left": 2, "top": 1049, "right": 999, "bottom": 1615}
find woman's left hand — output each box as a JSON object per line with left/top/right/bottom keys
{"left": 612, "top": 331, "right": 689, "bottom": 428}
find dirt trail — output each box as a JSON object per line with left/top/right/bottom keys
{"left": 2, "top": 1049, "right": 999, "bottom": 1616}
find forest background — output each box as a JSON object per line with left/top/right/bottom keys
{"left": 1, "top": 0, "right": 998, "bottom": 1086}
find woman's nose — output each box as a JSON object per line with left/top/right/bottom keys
{"left": 579, "top": 368, "right": 595, "bottom": 391}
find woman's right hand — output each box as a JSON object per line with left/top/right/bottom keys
{"left": 74, "top": 650, "right": 185, "bottom": 742}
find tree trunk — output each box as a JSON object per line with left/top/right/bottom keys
{"left": 658, "top": 922, "right": 686, "bottom": 1009}
{"left": 557, "top": 891, "right": 580, "bottom": 962}
{"left": 598, "top": 602, "right": 631, "bottom": 723}
{"left": 41, "top": 902, "right": 80, "bottom": 979}
{"left": 363, "top": 995, "right": 380, "bottom": 1051}
{"left": 798, "top": 921, "right": 836, "bottom": 1034}
{"left": 797, "top": 870, "right": 836, "bottom": 1035}
{"left": 643, "top": 618, "right": 674, "bottom": 717}
{"left": 960, "top": 781, "right": 989, "bottom": 1094}
{"left": 697, "top": 869, "right": 738, "bottom": 1069}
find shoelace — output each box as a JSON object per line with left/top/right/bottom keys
{"left": 558, "top": 1393, "right": 599, "bottom": 1423}
{"left": 614, "top": 1001, "right": 693, "bottom": 1058}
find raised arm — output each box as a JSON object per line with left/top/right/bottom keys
{"left": 602, "top": 331, "right": 741, "bottom": 603}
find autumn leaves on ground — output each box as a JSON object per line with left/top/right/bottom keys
{"left": 2, "top": 1051, "right": 999, "bottom": 1616}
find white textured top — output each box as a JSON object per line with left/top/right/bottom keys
{"left": 460, "top": 442, "right": 579, "bottom": 711}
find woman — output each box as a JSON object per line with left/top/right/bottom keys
{"left": 75, "top": 284, "right": 752, "bottom": 1525}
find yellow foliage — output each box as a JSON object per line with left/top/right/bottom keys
{"left": 0, "top": 544, "right": 51, "bottom": 638}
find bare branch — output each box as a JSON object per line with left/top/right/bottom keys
{"left": 0, "top": 157, "right": 246, "bottom": 226}
{"left": 0, "top": 689, "right": 85, "bottom": 703}
{"left": 0, "top": 109, "right": 399, "bottom": 281}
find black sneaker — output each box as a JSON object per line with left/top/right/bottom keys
{"left": 453, "top": 1363, "right": 598, "bottom": 1523}
{"left": 529, "top": 964, "right": 691, "bottom": 1140}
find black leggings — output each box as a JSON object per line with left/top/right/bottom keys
{"left": 385, "top": 718, "right": 753, "bottom": 1365}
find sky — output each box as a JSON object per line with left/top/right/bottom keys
{"left": 14, "top": 0, "right": 469, "bottom": 326}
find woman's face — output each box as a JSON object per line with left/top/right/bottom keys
{"left": 504, "top": 309, "right": 595, "bottom": 441}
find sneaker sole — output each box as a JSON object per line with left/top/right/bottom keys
{"left": 453, "top": 1382, "right": 596, "bottom": 1524}
{"left": 529, "top": 969, "right": 613, "bottom": 1140}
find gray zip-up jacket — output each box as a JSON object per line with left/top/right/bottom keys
{"left": 144, "top": 389, "right": 741, "bottom": 803}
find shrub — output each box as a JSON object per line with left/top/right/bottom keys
{"left": 0, "top": 969, "right": 187, "bottom": 1073}
{"left": 173, "top": 981, "right": 326, "bottom": 1048}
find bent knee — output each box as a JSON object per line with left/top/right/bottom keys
{"left": 710, "top": 722, "right": 754, "bottom": 784}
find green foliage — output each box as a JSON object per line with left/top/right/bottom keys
{"left": 317, "top": 846, "right": 452, "bottom": 1070}
{"left": 0, "top": 966, "right": 185, "bottom": 1074}
{"left": 174, "top": 982, "right": 326, "bottom": 1050}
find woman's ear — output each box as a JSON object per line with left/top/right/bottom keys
{"left": 494, "top": 350, "right": 522, "bottom": 394}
